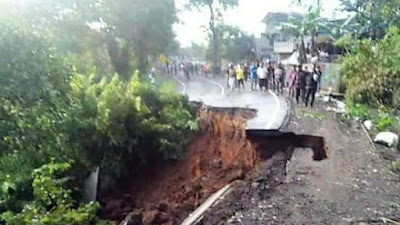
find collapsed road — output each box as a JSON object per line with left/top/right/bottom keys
{"left": 171, "top": 74, "right": 326, "bottom": 225}
{"left": 101, "top": 74, "right": 329, "bottom": 225}
{"left": 172, "top": 74, "right": 289, "bottom": 130}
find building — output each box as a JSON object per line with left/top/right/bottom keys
{"left": 261, "top": 12, "right": 303, "bottom": 61}
{"left": 260, "top": 12, "right": 355, "bottom": 63}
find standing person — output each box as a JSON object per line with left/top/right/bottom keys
{"left": 173, "top": 61, "right": 178, "bottom": 75}
{"left": 295, "top": 65, "right": 306, "bottom": 104}
{"left": 305, "top": 66, "right": 319, "bottom": 107}
{"left": 189, "top": 63, "right": 194, "bottom": 76}
{"left": 194, "top": 63, "right": 199, "bottom": 76}
{"left": 250, "top": 62, "right": 258, "bottom": 91}
{"left": 257, "top": 63, "right": 268, "bottom": 94}
{"left": 275, "top": 63, "right": 285, "bottom": 95}
{"left": 183, "top": 62, "right": 190, "bottom": 80}
{"left": 244, "top": 62, "right": 250, "bottom": 81}
{"left": 314, "top": 64, "right": 323, "bottom": 93}
{"left": 288, "top": 65, "right": 297, "bottom": 98}
{"left": 267, "top": 62, "right": 275, "bottom": 90}
{"left": 236, "top": 64, "right": 245, "bottom": 90}
{"left": 227, "top": 64, "right": 236, "bottom": 91}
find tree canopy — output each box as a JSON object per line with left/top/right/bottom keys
{"left": 187, "top": 0, "right": 238, "bottom": 73}
{"left": 341, "top": 0, "right": 400, "bottom": 39}
{"left": 3, "top": 0, "right": 178, "bottom": 76}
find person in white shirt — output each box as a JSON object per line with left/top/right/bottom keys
{"left": 257, "top": 63, "right": 268, "bottom": 93}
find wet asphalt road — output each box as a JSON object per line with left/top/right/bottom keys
{"left": 172, "top": 73, "right": 289, "bottom": 130}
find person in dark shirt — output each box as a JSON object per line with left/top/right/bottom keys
{"left": 314, "top": 64, "right": 323, "bottom": 93}
{"left": 243, "top": 62, "right": 250, "bottom": 81}
{"left": 267, "top": 62, "right": 275, "bottom": 90}
{"left": 295, "top": 65, "right": 306, "bottom": 104}
{"left": 305, "top": 65, "right": 319, "bottom": 107}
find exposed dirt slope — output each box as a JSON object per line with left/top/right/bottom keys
{"left": 100, "top": 107, "right": 259, "bottom": 225}
{"left": 204, "top": 102, "right": 400, "bottom": 225}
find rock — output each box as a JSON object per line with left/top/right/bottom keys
{"left": 374, "top": 132, "right": 399, "bottom": 148}
{"left": 156, "top": 212, "right": 171, "bottom": 223}
{"left": 158, "top": 201, "right": 170, "bottom": 212}
{"left": 119, "top": 209, "right": 143, "bottom": 225}
{"left": 323, "top": 95, "right": 331, "bottom": 103}
{"left": 142, "top": 210, "right": 158, "bottom": 225}
{"left": 364, "top": 120, "right": 373, "bottom": 130}
{"left": 336, "top": 100, "right": 347, "bottom": 114}
{"left": 251, "top": 182, "right": 260, "bottom": 189}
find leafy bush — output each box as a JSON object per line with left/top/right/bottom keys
{"left": 1, "top": 161, "right": 114, "bottom": 225}
{"left": 345, "top": 101, "right": 371, "bottom": 120}
{"left": 339, "top": 27, "right": 400, "bottom": 108}
{"left": 0, "top": 23, "right": 199, "bottom": 222}
{"left": 69, "top": 72, "right": 199, "bottom": 177}
{"left": 0, "top": 23, "right": 82, "bottom": 212}
{"left": 376, "top": 109, "right": 396, "bottom": 131}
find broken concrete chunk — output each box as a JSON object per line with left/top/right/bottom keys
{"left": 363, "top": 120, "right": 373, "bottom": 130}
{"left": 374, "top": 132, "right": 399, "bottom": 148}
{"left": 323, "top": 95, "right": 331, "bottom": 103}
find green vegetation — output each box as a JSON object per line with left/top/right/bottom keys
{"left": 341, "top": 0, "right": 400, "bottom": 40}
{"left": 218, "top": 25, "right": 256, "bottom": 62}
{"left": 345, "top": 101, "right": 371, "bottom": 121}
{"left": 187, "top": 0, "right": 239, "bottom": 71}
{"left": 1, "top": 161, "right": 113, "bottom": 225}
{"left": 0, "top": 17, "right": 197, "bottom": 225}
{"left": 339, "top": 28, "right": 400, "bottom": 108}
{"left": 297, "top": 110, "right": 325, "bottom": 120}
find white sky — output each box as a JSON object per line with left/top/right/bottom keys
{"left": 174, "top": 0, "right": 344, "bottom": 47}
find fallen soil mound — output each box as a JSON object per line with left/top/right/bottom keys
{"left": 100, "top": 107, "right": 260, "bottom": 225}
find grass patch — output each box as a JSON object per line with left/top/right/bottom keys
{"left": 297, "top": 110, "right": 325, "bottom": 120}
{"left": 390, "top": 161, "right": 400, "bottom": 175}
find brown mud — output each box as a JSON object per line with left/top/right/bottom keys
{"left": 100, "top": 107, "right": 260, "bottom": 225}
{"left": 100, "top": 105, "right": 330, "bottom": 225}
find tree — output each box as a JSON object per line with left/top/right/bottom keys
{"left": 218, "top": 25, "right": 256, "bottom": 62}
{"left": 103, "top": 0, "right": 178, "bottom": 75}
{"left": 288, "top": 0, "right": 325, "bottom": 63}
{"left": 341, "top": 0, "right": 400, "bottom": 39}
{"left": 187, "top": 0, "right": 238, "bottom": 74}
{"left": 5, "top": 0, "right": 178, "bottom": 77}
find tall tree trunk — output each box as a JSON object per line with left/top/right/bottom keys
{"left": 106, "top": 33, "right": 132, "bottom": 78}
{"left": 208, "top": 3, "right": 220, "bottom": 75}
{"left": 299, "top": 35, "right": 307, "bottom": 65}
{"left": 311, "top": 28, "right": 316, "bottom": 57}
{"left": 137, "top": 40, "right": 148, "bottom": 74}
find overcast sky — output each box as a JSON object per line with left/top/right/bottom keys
{"left": 174, "top": 0, "right": 344, "bottom": 47}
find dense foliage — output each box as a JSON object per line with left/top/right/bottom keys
{"left": 339, "top": 27, "right": 400, "bottom": 108}
{"left": 188, "top": 0, "right": 238, "bottom": 72}
{"left": 0, "top": 24, "right": 198, "bottom": 224}
{"left": 341, "top": 0, "right": 400, "bottom": 39}
{"left": 1, "top": 161, "right": 113, "bottom": 225}
{"left": 218, "top": 25, "right": 256, "bottom": 62}
{"left": 3, "top": 0, "right": 178, "bottom": 76}
{"left": 69, "top": 72, "right": 199, "bottom": 177}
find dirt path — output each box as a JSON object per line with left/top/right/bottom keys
{"left": 204, "top": 102, "right": 400, "bottom": 225}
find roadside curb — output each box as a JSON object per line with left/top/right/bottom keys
{"left": 278, "top": 96, "right": 292, "bottom": 132}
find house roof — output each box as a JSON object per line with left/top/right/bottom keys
{"left": 262, "top": 12, "right": 303, "bottom": 24}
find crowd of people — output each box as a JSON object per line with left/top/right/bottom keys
{"left": 164, "top": 61, "right": 211, "bottom": 80}
{"left": 226, "top": 61, "right": 323, "bottom": 107}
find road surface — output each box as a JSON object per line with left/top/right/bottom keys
{"left": 172, "top": 73, "right": 289, "bottom": 130}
